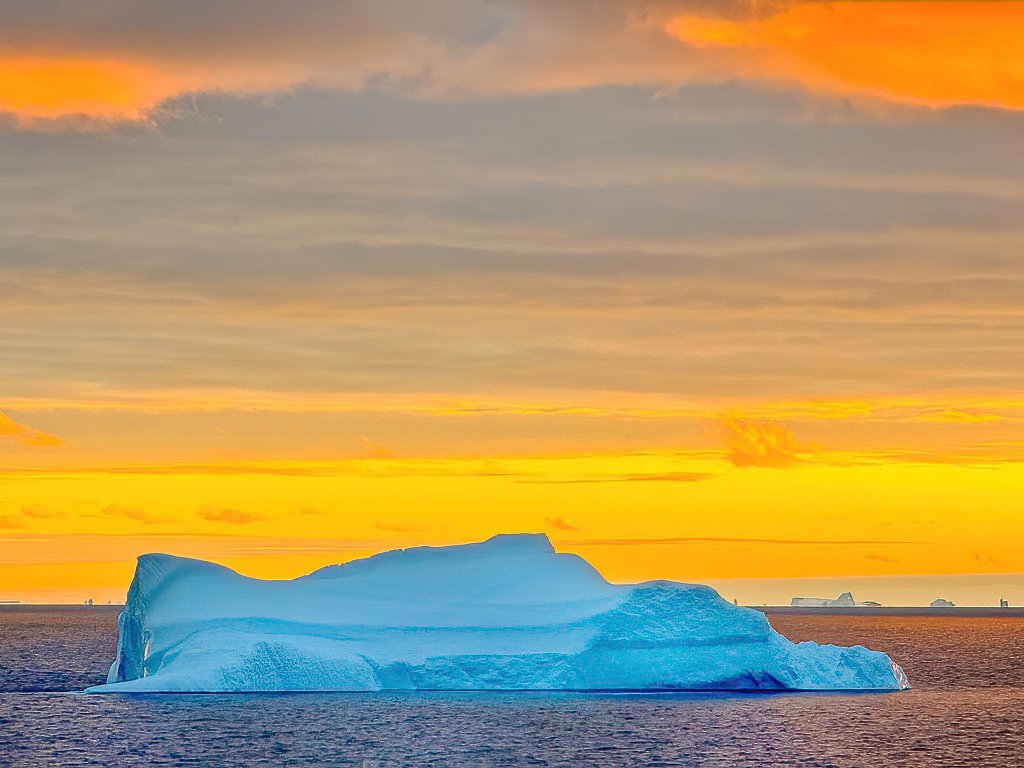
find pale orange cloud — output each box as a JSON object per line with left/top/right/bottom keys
{"left": 666, "top": 1, "right": 1024, "bottom": 110}
{"left": 0, "top": 411, "right": 63, "bottom": 447}
{"left": 0, "top": 55, "right": 309, "bottom": 122}
{"left": 102, "top": 504, "right": 172, "bottom": 525}
{"left": 719, "top": 416, "right": 801, "bottom": 468}
{"left": 1, "top": 57, "right": 167, "bottom": 120}
{"left": 198, "top": 505, "right": 261, "bottom": 524}
{"left": 360, "top": 436, "right": 396, "bottom": 459}
{"left": 21, "top": 504, "right": 59, "bottom": 519}
{"left": 545, "top": 516, "right": 580, "bottom": 532}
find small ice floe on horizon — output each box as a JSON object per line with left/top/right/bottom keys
{"left": 791, "top": 592, "right": 881, "bottom": 608}
{"left": 87, "top": 534, "right": 910, "bottom": 694}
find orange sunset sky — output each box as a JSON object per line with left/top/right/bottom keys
{"left": 2, "top": 0, "right": 1024, "bottom": 605}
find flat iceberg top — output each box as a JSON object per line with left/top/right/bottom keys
{"left": 90, "top": 533, "right": 910, "bottom": 694}
{"left": 130, "top": 533, "right": 618, "bottom": 630}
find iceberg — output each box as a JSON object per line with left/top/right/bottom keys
{"left": 88, "top": 534, "right": 909, "bottom": 693}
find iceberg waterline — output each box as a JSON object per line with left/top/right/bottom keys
{"left": 88, "top": 533, "right": 910, "bottom": 693}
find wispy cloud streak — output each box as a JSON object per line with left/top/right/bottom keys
{"left": 0, "top": 411, "right": 62, "bottom": 447}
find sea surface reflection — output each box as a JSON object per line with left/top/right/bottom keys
{"left": 1, "top": 608, "right": 1021, "bottom": 767}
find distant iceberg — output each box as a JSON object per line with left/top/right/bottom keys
{"left": 792, "top": 591, "right": 856, "bottom": 608}
{"left": 88, "top": 534, "right": 909, "bottom": 693}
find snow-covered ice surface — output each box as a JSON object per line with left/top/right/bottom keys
{"left": 88, "top": 534, "right": 910, "bottom": 693}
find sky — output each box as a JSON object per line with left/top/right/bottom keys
{"left": 2, "top": 0, "right": 1024, "bottom": 605}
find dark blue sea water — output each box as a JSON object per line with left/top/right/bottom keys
{"left": 1, "top": 607, "right": 1022, "bottom": 767}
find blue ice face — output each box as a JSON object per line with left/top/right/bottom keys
{"left": 89, "top": 534, "right": 908, "bottom": 694}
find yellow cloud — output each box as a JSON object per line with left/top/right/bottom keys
{"left": 102, "top": 504, "right": 173, "bottom": 525}
{"left": 21, "top": 504, "right": 59, "bottom": 519}
{"left": 198, "top": 505, "right": 261, "bottom": 525}
{"left": 719, "top": 416, "right": 801, "bottom": 468}
{"left": 6, "top": 391, "right": 1024, "bottom": 425}
{"left": 545, "top": 516, "right": 580, "bottom": 532}
{"left": 667, "top": 1, "right": 1024, "bottom": 110}
{"left": 0, "top": 411, "right": 63, "bottom": 447}
{"left": 360, "top": 436, "right": 396, "bottom": 459}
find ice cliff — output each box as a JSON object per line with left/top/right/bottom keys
{"left": 88, "top": 533, "right": 909, "bottom": 693}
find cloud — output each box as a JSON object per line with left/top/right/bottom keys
{"left": 569, "top": 536, "right": 915, "bottom": 546}
{"left": 197, "top": 505, "right": 261, "bottom": 524}
{"left": 865, "top": 553, "right": 897, "bottom": 563}
{"left": 1, "top": 28, "right": 1023, "bottom": 476}
{"left": 0, "top": 514, "right": 28, "bottom": 529}
{"left": 0, "top": 0, "right": 466, "bottom": 119}
{"left": 5, "top": 83, "right": 1023, "bottom": 412}
{"left": 0, "top": 504, "right": 63, "bottom": 528}
{"left": 545, "top": 516, "right": 579, "bottom": 532}
{"left": 526, "top": 472, "right": 715, "bottom": 484}
{"left": 620, "top": 472, "right": 714, "bottom": 483}
{"left": 719, "top": 416, "right": 800, "bottom": 468}
{"left": 0, "top": 0, "right": 594, "bottom": 119}
{"left": 4, "top": 0, "right": 1016, "bottom": 122}
{"left": 0, "top": 411, "right": 63, "bottom": 447}
{"left": 974, "top": 551, "right": 1004, "bottom": 567}
{"left": 102, "top": 503, "right": 172, "bottom": 525}
{"left": 360, "top": 436, "right": 396, "bottom": 459}
{"left": 21, "top": 504, "right": 59, "bottom": 519}
{"left": 666, "top": 1, "right": 1024, "bottom": 110}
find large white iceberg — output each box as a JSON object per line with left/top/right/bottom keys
{"left": 88, "top": 534, "right": 909, "bottom": 693}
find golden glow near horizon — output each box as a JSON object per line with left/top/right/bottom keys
{"left": 4, "top": 396, "right": 1024, "bottom": 604}
{"left": 2, "top": 1, "right": 1023, "bottom": 605}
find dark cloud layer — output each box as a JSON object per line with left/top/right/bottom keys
{"left": 0, "top": 1, "right": 768, "bottom": 57}
{"left": 2, "top": 84, "right": 1023, "bottom": 405}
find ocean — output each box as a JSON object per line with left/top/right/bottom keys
{"left": 0, "top": 606, "right": 1021, "bottom": 767}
